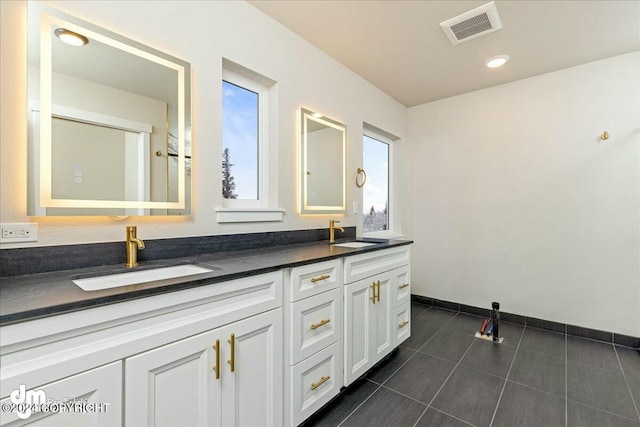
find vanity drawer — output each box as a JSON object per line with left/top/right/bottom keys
{"left": 290, "top": 259, "right": 341, "bottom": 302}
{"left": 392, "top": 265, "right": 411, "bottom": 307}
{"left": 344, "top": 246, "right": 410, "bottom": 284}
{"left": 291, "top": 289, "right": 341, "bottom": 364}
{"left": 394, "top": 301, "right": 411, "bottom": 346}
{"left": 290, "top": 342, "right": 342, "bottom": 427}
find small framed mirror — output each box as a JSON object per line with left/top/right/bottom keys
{"left": 27, "top": 4, "right": 191, "bottom": 216}
{"left": 300, "top": 108, "right": 346, "bottom": 214}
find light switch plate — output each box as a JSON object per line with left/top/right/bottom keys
{"left": 0, "top": 223, "right": 38, "bottom": 243}
{"left": 352, "top": 201, "right": 359, "bottom": 214}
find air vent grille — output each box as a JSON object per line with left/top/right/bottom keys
{"left": 450, "top": 13, "right": 492, "bottom": 41}
{"left": 440, "top": 1, "right": 503, "bottom": 45}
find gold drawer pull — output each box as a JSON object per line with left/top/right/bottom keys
{"left": 398, "top": 283, "right": 410, "bottom": 289}
{"left": 310, "top": 274, "right": 331, "bottom": 283}
{"left": 370, "top": 282, "right": 376, "bottom": 304}
{"left": 399, "top": 320, "right": 410, "bottom": 328}
{"left": 212, "top": 339, "right": 220, "bottom": 379}
{"left": 311, "top": 375, "right": 331, "bottom": 390}
{"left": 227, "top": 334, "right": 235, "bottom": 372}
{"left": 310, "top": 319, "right": 331, "bottom": 330}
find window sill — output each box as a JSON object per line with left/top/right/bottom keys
{"left": 215, "top": 207, "right": 285, "bottom": 223}
{"left": 361, "top": 231, "right": 405, "bottom": 239}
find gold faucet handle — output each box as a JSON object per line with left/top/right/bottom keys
{"left": 330, "top": 220, "right": 340, "bottom": 227}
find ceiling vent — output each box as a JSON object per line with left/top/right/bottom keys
{"left": 440, "top": 1, "right": 503, "bottom": 45}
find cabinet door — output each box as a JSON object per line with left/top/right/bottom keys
{"left": 0, "top": 362, "right": 121, "bottom": 427}
{"left": 125, "top": 329, "right": 221, "bottom": 427}
{"left": 220, "top": 309, "right": 283, "bottom": 427}
{"left": 344, "top": 278, "right": 376, "bottom": 386}
{"left": 372, "top": 271, "right": 394, "bottom": 361}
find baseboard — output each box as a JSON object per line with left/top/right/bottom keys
{"left": 411, "top": 295, "right": 639, "bottom": 349}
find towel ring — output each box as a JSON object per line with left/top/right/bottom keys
{"left": 356, "top": 168, "right": 367, "bottom": 188}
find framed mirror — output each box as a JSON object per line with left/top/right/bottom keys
{"left": 27, "top": 4, "right": 191, "bottom": 216}
{"left": 300, "top": 108, "right": 346, "bottom": 214}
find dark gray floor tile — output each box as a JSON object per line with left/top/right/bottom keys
{"left": 494, "top": 321, "right": 524, "bottom": 347}
{"left": 567, "top": 335, "right": 621, "bottom": 372}
{"left": 460, "top": 339, "right": 516, "bottom": 378}
{"left": 341, "top": 386, "right": 425, "bottom": 427}
{"left": 366, "top": 346, "right": 416, "bottom": 384}
{"left": 411, "top": 302, "right": 432, "bottom": 316}
{"left": 492, "top": 381, "right": 565, "bottom": 427}
{"left": 303, "top": 379, "right": 379, "bottom": 427}
{"left": 568, "top": 400, "right": 640, "bottom": 427}
{"left": 431, "top": 366, "right": 504, "bottom": 427}
{"left": 519, "top": 327, "right": 565, "bottom": 358}
{"left": 617, "top": 346, "right": 640, "bottom": 379}
{"left": 567, "top": 361, "right": 638, "bottom": 420}
{"left": 402, "top": 308, "right": 456, "bottom": 350}
{"left": 384, "top": 352, "right": 456, "bottom": 404}
{"left": 628, "top": 376, "right": 640, "bottom": 409}
{"left": 441, "top": 313, "right": 486, "bottom": 335}
{"left": 420, "top": 329, "right": 476, "bottom": 362}
{"left": 415, "top": 407, "right": 473, "bottom": 427}
{"left": 509, "top": 348, "right": 565, "bottom": 397}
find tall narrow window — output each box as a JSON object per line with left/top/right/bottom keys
{"left": 222, "top": 79, "right": 259, "bottom": 201}
{"left": 362, "top": 133, "right": 390, "bottom": 233}
{"left": 217, "top": 60, "right": 282, "bottom": 223}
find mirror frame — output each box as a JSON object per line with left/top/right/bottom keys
{"left": 28, "top": 4, "right": 191, "bottom": 213}
{"left": 299, "top": 108, "right": 347, "bottom": 214}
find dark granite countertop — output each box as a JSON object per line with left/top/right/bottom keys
{"left": 0, "top": 238, "right": 412, "bottom": 325}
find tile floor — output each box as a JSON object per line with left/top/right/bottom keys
{"left": 304, "top": 303, "right": 640, "bottom": 427}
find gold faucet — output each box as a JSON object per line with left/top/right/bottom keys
{"left": 125, "top": 226, "right": 145, "bottom": 268}
{"left": 329, "top": 220, "right": 345, "bottom": 244}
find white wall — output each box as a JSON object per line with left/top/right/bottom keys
{"left": 408, "top": 52, "right": 640, "bottom": 337}
{"left": 0, "top": 0, "right": 406, "bottom": 247}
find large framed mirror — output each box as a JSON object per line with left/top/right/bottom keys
{"left": 27, "top": 3, "right": 191, "bottom": 216}
{"left": 299, "top": 108, "right": 346, "bottom": 214}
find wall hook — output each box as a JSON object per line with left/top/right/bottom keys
{"left": 155, "top": 150, "right": 162, "bottom": 156}
{"left": 600, "top": 131, "right": 610, "bottom": 141}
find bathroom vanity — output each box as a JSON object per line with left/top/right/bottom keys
{"left": 0, "top": 239, "right": 411, "bottom": 426}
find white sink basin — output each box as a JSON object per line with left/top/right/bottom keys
{"left": 73, "top": 264, "right": 214, "bottom": 291}
{"left": 333, "top": 241, "right": 377, "bottom": 248}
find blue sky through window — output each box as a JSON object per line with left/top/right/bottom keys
{"left": 363, "top": 135, "right": 389, "bottom": 213}
{"left": 222, "top": 80, "right": 258, "bottom": 199}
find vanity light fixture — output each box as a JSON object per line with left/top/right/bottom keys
{"left": 485, "top": 54, "right": 509, "bottom": 68}
{"left": 54, "top": 28, "right": 89, "bottom": 46}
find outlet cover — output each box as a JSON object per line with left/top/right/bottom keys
{"left": 0, "top": 223, "right": 38, "bottom": 243}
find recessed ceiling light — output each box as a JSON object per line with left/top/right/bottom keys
{"left": 54, "top": 28, "right": 89, "bottom": 47}
{"left": 485, "top": 54, "right": 509, "bottom": 68}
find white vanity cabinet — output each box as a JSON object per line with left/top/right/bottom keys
{"left": 0, "top": 271, "right": 283, "bottom": 427}
{"left": 0, "top": 362, "right": 122, "bottom": 427}
{"left": 126, "top": 308, "right": 282, "bottom": 427}
{"left": 285, "top": 259, "right": 343, "bottom": 427}
{"left": 343, "top": 246, "right": 411, "bottom": 386}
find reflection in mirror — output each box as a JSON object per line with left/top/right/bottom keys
{"left": 27, "top": 4, "right": 191, "bottom": 216}
{"left": 300, "top": 108, "right": 346, "bottom": 214}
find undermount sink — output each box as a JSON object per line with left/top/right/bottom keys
{"left": 333, "top": 241, "right": 378, "bottom": 248}
{"left": 73, "top": 264, "right": 215, "bottom": 291}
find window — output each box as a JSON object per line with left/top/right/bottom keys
{"left": 362, "top": 131, "right": 390, "bottom": 234}
{"left": 222, "top": 70, "right": 264, "bottom": 205}
{"left": 217, "top": 61, "right": 282, "bottom": 223}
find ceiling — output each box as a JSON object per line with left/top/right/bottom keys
{"left": 249, "top": 0, "right": 640, "bottom": 107}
